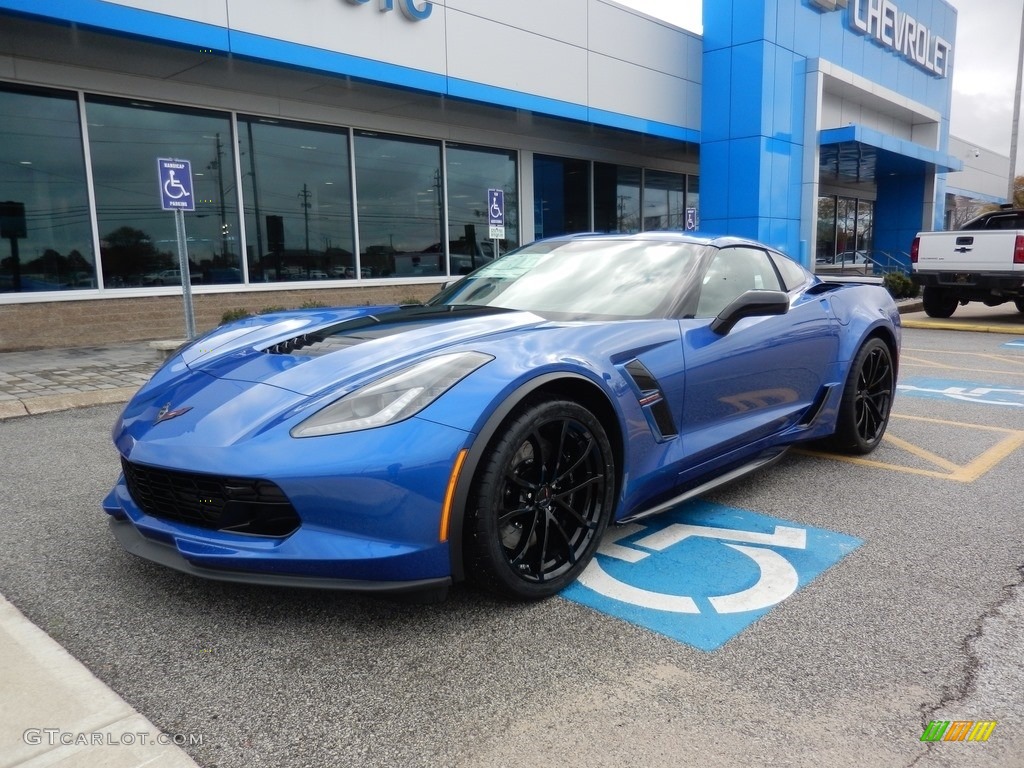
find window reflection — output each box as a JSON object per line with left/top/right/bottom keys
{"left": 0, "top": 86, "right": 94, "bottom": 293}
{"left": 240, "top": 117, "right": 353, "bottom": 282}
{"left": 86, "top": 98, "right": 241, "bottom": 288}
{"left": 445, "top": 144, "right": 518, "bottom": 275}
{"left": 643, "top": 170, "right": 686, "bottom": 231}
{"left": 354, "top": 132, "right": 443, "bottom": 277}
{"left": 534, "top": 155, "right": 590, "bottom": 239}
{"left": 594, "top": 163, "right": 641, "bottom": 233}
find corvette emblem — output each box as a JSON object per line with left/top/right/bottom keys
{"left": 154, "top": 403, "right": 192, "bottom": 424}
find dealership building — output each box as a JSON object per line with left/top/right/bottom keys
{"left": 0, "top": 0, "right": 1009, "bottom": 349}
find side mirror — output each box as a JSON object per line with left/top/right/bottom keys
{"left": 710, "top": 290, "right": 790, "bottom": 335}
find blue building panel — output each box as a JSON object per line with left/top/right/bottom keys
{"left": 729, "top": 42, "right": 765, "bottom": 139}
{"left": 701, "top": 0, "right": 735, "bottom": 52}
{"left": 732, "top": 2, "right": 766, "bottom": 46}
{"left": 701, "top": 48, "right": 733, "bottom": 142}
{"left": 727, "top": 137, "right": 769, "bottom": 219}
{"left": 770, "top": 47, "right": 797, "bottom": 141}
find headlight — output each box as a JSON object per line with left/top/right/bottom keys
{"left": 290, "top": 351, "right": 493, "bottom": 437}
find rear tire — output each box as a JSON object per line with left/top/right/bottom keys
{"left": 827, "top": 338, "right": 895, "bottom": 455}
{"left": 1015, "top": 298, "right": 1024, "bottom": 314}
{"left": 922, "top": 286, "right": 957, "bottom": 318}
{"left": 464, "top": 398, "right": 615, "bottom": 600}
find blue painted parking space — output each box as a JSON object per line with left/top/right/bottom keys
{"left": 562, "top": 501, "right": 861, "bottom": 651}
{"left": 1001, "top": 339, "right": 1024, "bottom": 350}
{"left": 898, "top": 377, "right": 1024, "bottom": 409}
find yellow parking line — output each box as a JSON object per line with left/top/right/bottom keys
{"left": 900, "top": 353, "right": 959, "bottom": 370}
{"left": 978, "top": 353, "right": 1024, "bottom": 367}
{"left": 952, "top": 431, "right": 1024, "bottom": 482}
{"left": 883, "top": 434, "right": 961, "bottom": 473}
{"left": 902, "top": 319, "right": 1024, "bottom": 334}
{"left": 799, "top": 414, "right": 1024, "bottom": 482}
{"left": 891, "top": 412, "right": 1021, "bottom": 433}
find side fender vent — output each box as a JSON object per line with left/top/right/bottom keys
{"left": 622, "top": 359, "right": 679, "bottom": 440}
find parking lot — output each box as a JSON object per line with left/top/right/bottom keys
{"left": 1, "top": 319, "right": 1023, "bottom": 767}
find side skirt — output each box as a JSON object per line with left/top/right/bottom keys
{"left": 616, "top": 448, "right": 788, "bottom": 524}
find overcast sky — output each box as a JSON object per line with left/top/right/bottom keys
{"left": 616, "top": 0, "right": 1022, "bottom": 167}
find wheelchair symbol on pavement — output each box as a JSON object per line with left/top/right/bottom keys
{"left": 562, "top": 501, "right": 862, "bottom": 650}
{"left": 579, "top": 521, "right": 807, "bottom": 614}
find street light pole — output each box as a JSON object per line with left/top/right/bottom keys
{"left": 1008, "top": 0, "right": 1024, "bottom": 203}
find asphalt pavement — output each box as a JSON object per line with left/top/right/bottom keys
{"left": 2, "top": 299, "right": 1023, "bottom": 768}
{"left": 0, "top": 340, "right": 198, "bottom": 768}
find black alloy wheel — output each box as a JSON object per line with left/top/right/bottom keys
{"left": 466, "top": 398, "right": 615, "bottom": 599}
{"left": 828, "top": 337, "right": 895, "bottom": 455}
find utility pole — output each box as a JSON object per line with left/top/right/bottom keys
{"left": 1009, "top": 0, "right": 1024, "bottom": 203}
{"left": 299, "top": 183, "right": 312, "bottom": 273}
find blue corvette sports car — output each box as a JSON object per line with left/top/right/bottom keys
{"left": 105, "top": 233, "right": 900, "bottom": 599}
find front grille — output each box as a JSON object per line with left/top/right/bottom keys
{"left": 121, "top": 458, "right": 300, "bottom": 537}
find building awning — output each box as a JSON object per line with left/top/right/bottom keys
{"left": 819, "top": 125, "right": 963, "bottom": 183}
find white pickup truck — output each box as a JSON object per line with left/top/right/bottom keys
{"left": 911, "top": 207, "right": 1024, "bottom": 318}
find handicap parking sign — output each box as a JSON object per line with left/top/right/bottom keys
{"left": 157, "top": 158, "right": 195, "bottom": 212}
{"left": 562, "top": 500, "right": 862, "bottom": 651}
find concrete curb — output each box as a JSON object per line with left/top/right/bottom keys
{"left": 0, "top": 387, "right": 137, "bottom": 421}
{"left": 0, "top": 594, "right": 200, "bottom": 768}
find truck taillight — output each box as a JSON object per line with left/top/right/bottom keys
{"left": 910, "top": 236, "right": 920, "bottom": 264}
{"left": 1016, "top": 235, "right": 1024, "bottom": 264}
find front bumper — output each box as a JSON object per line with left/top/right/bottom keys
{"left": 108, "top": 517, "right": 451, "bottom": 594}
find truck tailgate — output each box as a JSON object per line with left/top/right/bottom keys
{"left": 916, "top": 230, "right": 1019, "bottom": 272}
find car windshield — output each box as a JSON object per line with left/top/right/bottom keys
{"left": 428, "top": 238, "right": 704, "bottom": 319}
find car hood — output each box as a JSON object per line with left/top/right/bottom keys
{"left": 173, "top": 304, "right": 546, "bottom": 398}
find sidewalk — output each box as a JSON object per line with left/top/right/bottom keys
{"left": 0, "top": 340, "right": 198, "bottom": 768}
{"left": 0, "top": 341, "right": 167, "bottom": 420}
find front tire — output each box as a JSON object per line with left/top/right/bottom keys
{"left": 922, "top": 286, "right": 957, "bottom": 318}
{"left": 828, "top": 338, "right": 895, "bottom": 455}
{"left": 465, "top": 398, "right": 615, "bottom": 600}
{"left": 1015, "top": 298, "right": 1024, "bottom": 314}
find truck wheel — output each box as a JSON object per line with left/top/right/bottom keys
{"left": 1015, "top": 299, "right": 1024, "bottom": 314}
{"left": 922, "top": 287, "right": 957, "bottom": 319}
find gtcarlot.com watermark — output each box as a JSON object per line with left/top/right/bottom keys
{"left": 23, "top": 729, "right": 204, "bottom": 748}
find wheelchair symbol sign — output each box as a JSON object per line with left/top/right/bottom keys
{"left": 157, "top": 158, "right": 195, "bottom": 211}
{"left": 561, "top": 501, "right": 862, "bottom": 650}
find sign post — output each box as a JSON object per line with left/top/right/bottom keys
{"left": 487, "top": 188, "right": 505, "bottom": 259}
{"left": 157, "top": 158, "right": 197, "bottom": 339}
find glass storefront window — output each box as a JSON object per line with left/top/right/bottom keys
{"left": 0, "top": 87, "right": 94, "bottom": 293}
{"left": 533, "top": 155, "right": 590, "bottom": 239}
{"left": 856, "top": 200, "right": 874, "bottom": 254}
{"left": 686, "top": 175, "right": 700, "bottom": 231}
{"left": 594, "top": 163, "right": 642, "bottom": 233}
{"left": 354, "top": 131, "right": 443, "bottom": 277}
{"left": 239, "top": 117, "right": 354, "bottom": 282}
{"left": 86, "top": 98, "right": 241, "bottom": 288}
{"left": 643, "top": 170, "right": 686, "bottom": 231}
{"left": 445, "top": 144, "right": 518, "bottom": 275}
{"left": 816, "top": 194, "right": 874, "bottom": 268}
{"left": 816, "top": 195, "right": 837, "bottom": 263}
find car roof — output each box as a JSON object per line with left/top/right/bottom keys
{"left": 544, "top": 231, "right": 777, "bottom": 251}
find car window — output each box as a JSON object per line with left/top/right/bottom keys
{"left": 770, "top": 251, "right": 811, "bottom": 291}
{"left": 431, "top": 238, "right": 703, "bottom": 319}
{"left": 695, "top": 247, "right": 782, "bottom": 318}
